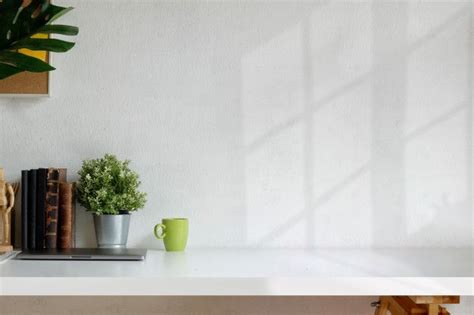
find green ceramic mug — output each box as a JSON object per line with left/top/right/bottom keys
{"left": 154, "top": 218, "right": 188, "bottom": 251}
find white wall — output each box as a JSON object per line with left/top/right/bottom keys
{"left": 0, "top": 0, "right": 472, "bottom": 249}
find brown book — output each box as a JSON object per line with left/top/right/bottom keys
{"left": 45, "top": 169, "right": 60, "bottom": 248}
{"left": 57, "top": 168, "right": 67, "bottom": 183}
{"left": 58, "top": 182, "right": 75, "bottom": 249}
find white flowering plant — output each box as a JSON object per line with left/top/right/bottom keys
{"left": 77, "top": 154, "right": 147, "bottom": 215}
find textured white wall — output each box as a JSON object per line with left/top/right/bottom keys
{"left": 0, "top": 0, "right": 472, "bottom": 249}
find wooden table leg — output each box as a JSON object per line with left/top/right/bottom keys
{"left": 428, "top": 304, "right": 439, "bottom": 315}
{"left": 374, "top": 296, "right": 459, "bottom": 315}
{"left": 374, "top": 297, "right": 389, "bottom": 315}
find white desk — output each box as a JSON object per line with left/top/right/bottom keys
{"left": 0, "top": 249, "right": 472, "bottom": 296}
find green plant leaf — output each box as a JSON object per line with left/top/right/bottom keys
{"left": 0, "top": 0, "right": 24, "bottom": 11}
{"left": 77, "top": 154, "right": 147, "bottom": 214}
{"left": 0, "top": 1, "right": 77, "bottom": 79}
{"left": 0, "top": 1, "right": 51, "bottom": 48}
{"left": 37, "top": 24, "right": 79, "bottom": 36}
{"left": 11, "top": 38, "right": 75, "bottom": 52}
{"left": 0, "top": 1, "right": 75, "bottom": 49}
{"left": 0, "top": 63, "right": 23, "bottom": 80}
{"left": 46, "top": 6, "right": 74, "bottom": 25}
{"left": 0, "top": 50, "right": 54, "bottom": 72}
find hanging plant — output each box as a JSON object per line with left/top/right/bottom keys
{"left": 0, "top": 0, "right": 78, "bottom": 80}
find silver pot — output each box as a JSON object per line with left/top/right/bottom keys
{"left": 93, "top": 214, "right": 131, "bottom": 248}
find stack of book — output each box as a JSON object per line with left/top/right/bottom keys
{"left": 21, "top": 168, "right": 76, "bottom": 250}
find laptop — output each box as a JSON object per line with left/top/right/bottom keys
{"left": 16, "top": 248, "right": 147, "bottom": 261}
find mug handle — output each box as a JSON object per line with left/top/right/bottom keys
{"left": 154, "top": 223, "right": 166, "bottom": 239}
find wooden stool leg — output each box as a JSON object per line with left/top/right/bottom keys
{"left": 428, "top": 304, "right": 439, "bottom": 315}
{"left": 374, "top": 297, "right": 389, "bottom": 315}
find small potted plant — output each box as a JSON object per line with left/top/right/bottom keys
{"left": 77, "top": 154, "right": 147, "bottom": 248}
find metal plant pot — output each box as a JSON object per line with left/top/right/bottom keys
{"left": 93, "top": 213, "right": 131, "bottom": 248}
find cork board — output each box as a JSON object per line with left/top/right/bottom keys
{"left": 0, "top": 34, "right": 50, "bottom": 96}
{"left": 0, "top": 69, "right": 49, "bottom": 95}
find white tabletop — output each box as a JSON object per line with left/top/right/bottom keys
{"left": 0, "top": 249, "right": 472, "bottom": 296}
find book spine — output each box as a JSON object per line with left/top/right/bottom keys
{"left": 27, "top": 170, "right": 37, "bottom": 249}
{"left": 10, "top": 201, "right": 15, "bottom": 247}
{"left": 58, "top": 182, "right": 75, "bottom": 249}
{"left": 36, "top": 168, "right": 47, "bottom": 249}
{"left": 58, "top": 168, "right": 67, "bottom": 182}
{"left": 21, "top": 170, "right": 29, "bottom": 250}
{"left": 71, "top": 183, "right": 77, "bottom": 248}
{"left": 45, "top": 169, "right": 61, "bottom": 248}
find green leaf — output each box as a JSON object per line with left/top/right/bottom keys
{"left": 0, "top": 63, "right": 23, "bottom": 80}
{"left": 0, "top": 2, "right": 76, "bottom": 49}
{"left": 77, "top": 154, "right": 147, "bottom": 214}
{"left": 0, "top": 1, "right": 51, "bottom": 48}
{"left": 11, "top": 38, "right": 75, "bottom": 52}
{"left": 0, "top": 50, "right": 54, "bottom": 72}
{"left": 47, "top": 6, "right": 74, "bottom": 25}
{"left": 37, "top": 24, "right": 79, "bottom": 36}
{"left": 0, "top": 0, "right": 25, "bottom": 11}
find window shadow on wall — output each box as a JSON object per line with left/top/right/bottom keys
{"left": 241, "top": 1, "right": 473, "bottom": 249}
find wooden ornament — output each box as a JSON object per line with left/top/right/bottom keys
{"left": 0, "top": 168, "right": 16, "bottom": 252}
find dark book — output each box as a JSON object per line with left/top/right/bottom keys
{"left": 10, "top": 202, "right": 15, "bottom": 247}
{"left": 27, "top": 169, "right": 37, "bottom": 249}
{"left": 21, "top": 170, "right": 28, "bottom": 250}
{"left": 36, "top": 168, "right": 47, "bottom": 249}
{"left": 58, "top": 182, "right": 75, "bottom": 249}
{"left": 45, "top": 169, "right": 61, "bottom": 248}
